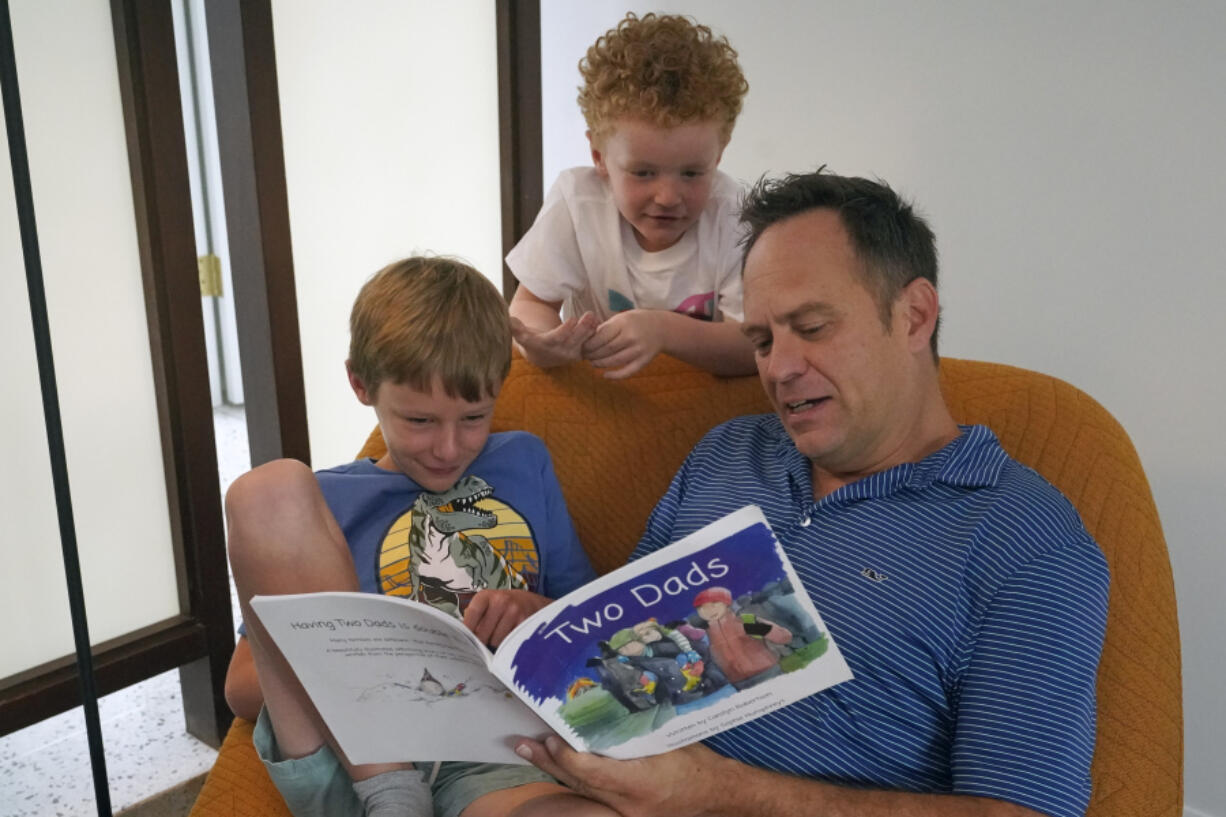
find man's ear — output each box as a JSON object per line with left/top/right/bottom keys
{"left": 346, "top": 361, "right": 374, "bottom": 406}
{"left": 897, "top": 278, "right": 940, "bottom": 354}
{"left": 588, "top": 130, "right": 608, "bottom": 178}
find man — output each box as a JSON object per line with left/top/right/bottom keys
{"left": 515, "top": 170, "right": 1109, "bottom": 817}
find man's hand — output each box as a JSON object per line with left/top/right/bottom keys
{"left": 582, "top": 310, "right": 666, "bottom": 379}
{"left": 514, "top": 735, "right": 1046, "bottom": 817}
{"left": 511, "top": 313, "right": 600, "bottom": 369}
{"left": 463, "top": 589, "right": 553, "bottom": 648}
{"left": 514, "top": 735, "right": 730, "bottom": 817}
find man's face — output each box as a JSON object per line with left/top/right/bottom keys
{"left": 350, "top": 373, "right": 496, "bottom": 493}
{"left": 741, "top": 209, "right": 922, "bottom": 483}
{"left": 590, "top": 118, "right": 725, "bottom": 252}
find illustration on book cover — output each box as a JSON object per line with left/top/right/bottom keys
{"left": 498, "top": 513, "right": 839, "bottom": 752}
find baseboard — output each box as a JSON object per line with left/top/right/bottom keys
{"left": 115, "top": 774, "right": 207, "bottom": 817}
{"left": 1186, "top": 805, "right": 1221, "bottom": 817}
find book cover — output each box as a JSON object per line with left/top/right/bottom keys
{"left": 250, "top": 505, "right": 852, "bottom": 764}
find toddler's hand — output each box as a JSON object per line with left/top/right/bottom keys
{"left": 582, "top": 310, "right": 664, "bottom": 379}
{"left": 511, "top": 313, "right": 599, "bottom": 369}
{"left": 463, "top": 589, "right": 553, "bottom": 648}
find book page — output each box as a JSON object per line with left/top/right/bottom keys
{"left": 491, "top": 505, "right": 853, "bottom": 759}
{"left": 250, "top": 591, "right": 550, "bottom": 765}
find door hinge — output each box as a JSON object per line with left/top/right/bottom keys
{"left": 198, "top": 253, "right": 223, "bottom": 297}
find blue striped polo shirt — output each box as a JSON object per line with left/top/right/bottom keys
{"left": 631, "top": 416, "right": 1109, "bottom": 817}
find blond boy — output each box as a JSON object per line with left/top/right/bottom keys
{"left": 224, "top": 257, "right": 614, "bottom": 817}
{"left": 508, "top": 12, "right": 754, "bottom": 378}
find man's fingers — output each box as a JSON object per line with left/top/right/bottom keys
{"left": 515, "top": 738, "right": 580, "bottom": 790}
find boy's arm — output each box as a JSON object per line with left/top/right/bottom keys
{"left": 582, "top": 310, "right": 757, "bottom": 379}
{"left": 224, "top": 635, "right": 264, "bottom": 721}
{"left": 509, "top": 285, "right": 599, "bottom": 368}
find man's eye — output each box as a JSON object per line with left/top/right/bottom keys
{"left": 751, "top": 338, "right": 772, "bottom": 355}
{"left": 798, "top": 324, "right": 825, "bottom": 337}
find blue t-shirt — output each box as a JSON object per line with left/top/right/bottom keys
{"left": 632, "top": 417, "right": 1108, "bottom": 817}
{"left": 317, "top": 431, "right": 596, "bottom": 607}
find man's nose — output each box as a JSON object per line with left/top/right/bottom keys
{"left": 763, "top": 331, "right": 805, "bottom": 383}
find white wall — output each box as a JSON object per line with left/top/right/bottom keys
{"left": 541, "top": 2, "right": 1224, "bottom": 814}
{"left": 0, "top": 1, "right": 180, "bottom": 676}
{"left": 271, "top": 0, "right": 503, "bottom": 469}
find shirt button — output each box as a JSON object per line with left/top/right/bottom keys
{"left": 800, "top": 517, "right": 811, "bottom": 527}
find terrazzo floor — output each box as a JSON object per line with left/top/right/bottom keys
{"left": 0, "top": 404, "right": 250, "bottom": 817}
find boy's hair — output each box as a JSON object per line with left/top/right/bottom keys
{"left": 348, "top": 256, "right": 510, "bottom": 401}
{"left": 578, "top": 12, "right": 748, "bottom": 145}
{"left": 739, "top": 169, "right": 942, "bottom": 358}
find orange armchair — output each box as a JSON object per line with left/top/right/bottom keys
{"left": 189, "top": 356, "right": 1181, "bottom": 817}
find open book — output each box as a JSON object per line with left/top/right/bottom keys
{"left": 250, "top": 505, "right": 852, "bottom": 765}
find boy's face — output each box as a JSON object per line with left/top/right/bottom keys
{"left": 696, "top": 601, "right": 729, "bottom": 622}
{"left": 349, "top": 371, "right": 497, "bottom": 493}
{"left": 590, "top": 118, "right": 726, "bottom": 252}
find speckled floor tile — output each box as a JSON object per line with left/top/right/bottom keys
{"left": 0, "top": 406, "right": 250, "bottom": 817}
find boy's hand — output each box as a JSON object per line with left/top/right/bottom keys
{"left": 511, "top": 313, "right": 599, "bottom": 369}
{"left": 582, "top": 310, "right": 665, "bottom": 379}
{"left": 464, "top": 589, "right": 553, "bottom": 647}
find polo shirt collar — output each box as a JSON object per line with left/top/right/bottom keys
{"left": 770, "top": 418, "right": 1007, "bottom": 504}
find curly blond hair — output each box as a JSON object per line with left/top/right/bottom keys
{"left": 579, "top": 12, "right": 748, "bottom": 145}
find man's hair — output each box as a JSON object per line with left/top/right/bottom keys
{"left": 348, "top": 256, "right": 510, "bottom": 401}
{"left": 740, "top": 169, "right": 941, "bottom": 356}
{"left": 578, "top": 12, "right": 748, "bottom": 145}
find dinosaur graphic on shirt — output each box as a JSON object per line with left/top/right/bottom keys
{"left": 404, "top": 476, "right": 528, "bottom": 617}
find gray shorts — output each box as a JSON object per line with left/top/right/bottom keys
{"left": 253, "top": 708, "right": 557, "bottom": 817}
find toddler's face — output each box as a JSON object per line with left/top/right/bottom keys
{"left": 591, "top": 118, "right": 725, "bottom": 252}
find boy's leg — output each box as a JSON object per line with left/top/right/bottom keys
{"left": 226, "top": 458, "right": 362, "bottom": 759}
{"left": 465, "top": 783, "right": 620, "bottom": 817}
{"left": 432, "top": 763, "right": 617, "bottom": 817}
{"left": 227, "top": 459, "right": 427, "bottom": 815}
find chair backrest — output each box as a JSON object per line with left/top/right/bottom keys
{"left": 356, "top": 354, "right": 1182, "bottom": 816}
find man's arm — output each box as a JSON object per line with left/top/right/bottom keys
{"left": 515, "top": 738, "right": 1045, "bottom": 817}
{"left": 582, "top": 310, "right": 756, "bottom": 379}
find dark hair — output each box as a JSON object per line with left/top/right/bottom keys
{"left": 740, "top": 168, "right": 940, "bottom": 356}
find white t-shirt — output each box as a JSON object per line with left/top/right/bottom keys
{"left": 506, "top": 167, "right": 745, "bottom": 322}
